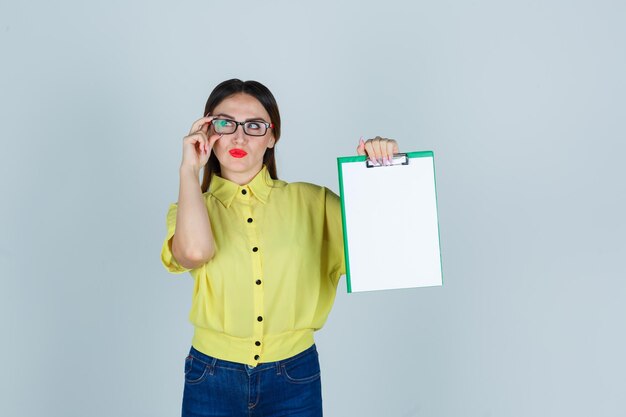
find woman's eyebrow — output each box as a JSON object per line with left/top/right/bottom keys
{"left": 215, "top": 113, "right": 268, "bottom": 123}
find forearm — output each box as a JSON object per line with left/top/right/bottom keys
{"left": 172, "top": 166, "right": 216, "bottom": 267}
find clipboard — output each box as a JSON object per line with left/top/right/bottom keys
{"left": 337, "top": 151, "right": 443, "bottom": 293}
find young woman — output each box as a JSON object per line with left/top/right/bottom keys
{"left": 161, "top": 79, "right": 398, "bottom": 417}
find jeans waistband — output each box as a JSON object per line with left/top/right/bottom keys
{"left": 188, "top": 343, "right": 317, "bottom": 373}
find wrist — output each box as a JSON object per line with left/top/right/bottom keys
{"left": 179, "top": 164, "right": 201, "bottom": 179}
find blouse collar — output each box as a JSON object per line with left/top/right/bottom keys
{"left": 210, "top": 166, "right": 274, "bottom": 208}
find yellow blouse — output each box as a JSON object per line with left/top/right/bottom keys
{"left": 161, "top": 166, "right": 345, "bottom": 366}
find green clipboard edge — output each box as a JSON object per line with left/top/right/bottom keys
{"left": 336, "top": 150, "right": 443, "bottom": 293}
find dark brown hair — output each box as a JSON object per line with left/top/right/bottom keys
{"left": 201, "top": 79, "right": 281, "bottom": 193}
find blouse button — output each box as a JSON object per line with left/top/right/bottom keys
{"left": 247, "top": 218, "right": 253, "bottom": 223}
{"left": 241, "top": 189, "right": 247, "bottom": 195}
{"left": 252, "top": 247, "right": 258, "bottom": 252}
{"left": 257, "top": 316, "right": 263, "bottom": 322}
{"left": 255, "top": 341, "right": 261, "bottom": 346}
{"left": 254, "top": 355, "right": 260, "bottom": 361}
{"left": 256, "top": 279, "right": 262, "bottom": 285}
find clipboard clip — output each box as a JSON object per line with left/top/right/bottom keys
{"left": 365, "top": 153, "right": 409, "bottom": 168}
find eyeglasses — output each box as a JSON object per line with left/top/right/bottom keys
{"left": 211, "top": 118, "right": 274, "bottom": 137}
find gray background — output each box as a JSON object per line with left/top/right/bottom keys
{"left": 1, "top": 0, "right": 625, "bottom": 416}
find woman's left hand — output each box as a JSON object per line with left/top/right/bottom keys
{"left": 356, "top": 136, "right": 400, "bottom": 166}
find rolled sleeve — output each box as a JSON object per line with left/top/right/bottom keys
{"left": 160, "top": 203, "right": 191, "bottom": 274}
{"left": 324, "top": 188, "right": 346, "bottom": 284}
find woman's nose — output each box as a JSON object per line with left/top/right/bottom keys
{"left": 232, "top": 126, "right": 247, "bottom": 143}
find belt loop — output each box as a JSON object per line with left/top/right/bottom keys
{"left": 209, "top": 356, "right": 217, "bottom": 375}
{"left": 275, "top": 359, "right": 281, "bottom": 375}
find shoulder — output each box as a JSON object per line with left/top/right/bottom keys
{"left": 272, "top": 182, "right": 339, "bottom": 211}
{"left": 286, "top": 181, "right": 324, "bottom": 193}
{"left": 283, "top": 181, "right": 337, "bottom": 198}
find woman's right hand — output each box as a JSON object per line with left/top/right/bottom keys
{"left": 180, "top": 116, "right": 223, "bottom": 174}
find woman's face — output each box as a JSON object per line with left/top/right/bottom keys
{"left": 210, "top": 93, "right": 275, "bottom": 184}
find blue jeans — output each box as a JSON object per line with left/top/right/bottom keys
{"left": 182, "top": 344, "right": 323, "bottom": 417}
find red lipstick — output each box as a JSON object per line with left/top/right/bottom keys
{"left": 229, "top": 149, "right": 247, "bottom": 158}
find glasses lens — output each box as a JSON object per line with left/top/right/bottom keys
{"left": 243, "top": 121, "right": 268, "bottom": 136}
{"left": 212, "top": 119, "right": 236, "bottom": 134}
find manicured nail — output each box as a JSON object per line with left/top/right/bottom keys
{"left": 359, "top": 137, "right": 365, "bottom": 145}
{"left": 369, "top": 157, "right": 379, "bottom": 166}
{"left": 382, "top": 158, "right": 389, "bottom": 166}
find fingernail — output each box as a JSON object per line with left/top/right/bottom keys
{"left": 369, "top": 157, "right": 380, "bottom": 166}
{"left": 359, "top": 136, "right": 365, "bottom": 145}
{"left": 377, "top": 158, "right": 383, "bottom": 165}
{"left": 382, "top": 158, "right": 389, "bottom": 166}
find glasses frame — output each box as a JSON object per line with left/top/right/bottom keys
{"left": 210, "top": 118, "right": 274, "bottom": 137}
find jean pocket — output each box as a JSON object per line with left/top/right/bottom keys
{"left": 184, "top": 355, "right": 210, "bottom": 385}
{"left": 280, "top": 352, "right": 321, "bottom": 384}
